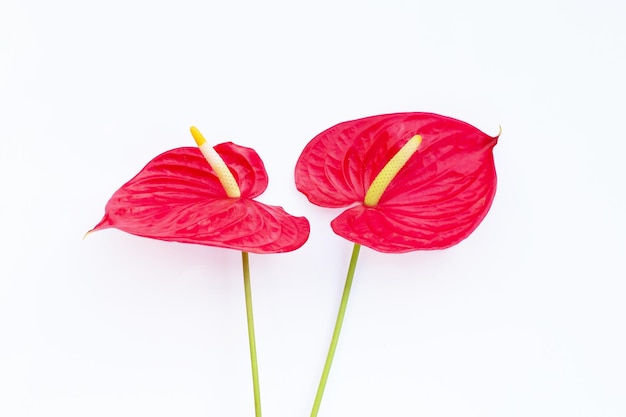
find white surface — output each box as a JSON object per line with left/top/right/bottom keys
{"left": 1, "top": 0, "right": 625, "bottom": 416}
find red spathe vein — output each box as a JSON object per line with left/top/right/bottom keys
{"left": 295, "top": 112, "right": 498, "bottom": 252}
{"left": 92, "top": 143, "right": 310, "bottom": 254}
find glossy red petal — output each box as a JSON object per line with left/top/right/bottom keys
{"left": 330, "top": 156, "right": 496, "bottom": 252}
{"left": 216, "top": 142, "right": 268, "bottom": 198}
{"left": 91, "top": 145, "right": 310, "bottom": 253}
{"left": 295, "top": 112, "right": 497, "bottom": 252}
{"left": 295, "top": 113, "right": 435, "bottom": 207}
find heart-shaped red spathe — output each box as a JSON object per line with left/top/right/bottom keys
{"left": 295, "top": 112, "right": 498, "bottom": 253}
{"left": 91, "top": 142, "right": 310, "bottom": 254}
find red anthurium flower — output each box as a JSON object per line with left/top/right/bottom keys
{"left": 90, "top": 127, "right": 310, "bottom": 254}
{"left": 295, "top": 112, "right": 498, "bottom": 253}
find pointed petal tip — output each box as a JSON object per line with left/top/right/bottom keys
{"left": 84, "top": 225, "right": 102, "bottom": 240}
{"left": 86, "top": 215, "right": 111, "bottom": 239}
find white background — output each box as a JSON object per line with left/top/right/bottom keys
{"left": 1, "top": 0, "right": 625, "bottom": 416}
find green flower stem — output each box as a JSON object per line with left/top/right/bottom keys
{"left": 310, "top": 243, "right": 362, "bottom": 417}
{"left": 242, "top": 251, "right": 262, "bottom": 417}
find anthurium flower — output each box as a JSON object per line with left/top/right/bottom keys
{"left": 89, "top": 126, "right": 311, "bottom": 417}
{"left": 295, "top": 112, "right": 498, "bottom": 253}
{"left": 90, "top": 127, "right": 310, "bottom": 254}
{"left": 297, "top": 113, "right": 499, "bottom": 417}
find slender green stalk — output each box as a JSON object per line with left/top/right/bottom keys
{"left": 310, "top": 243, "right": 362, "bottom": 417}
{"left": 242, "top": 251, "right": 262, "bottom": 417}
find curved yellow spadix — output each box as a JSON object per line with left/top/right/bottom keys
{"left": 190, "top": 126, "right": 241, "bottom": 198}
{"left": 363, "top": 135, "right": 422, "bottom": 207}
